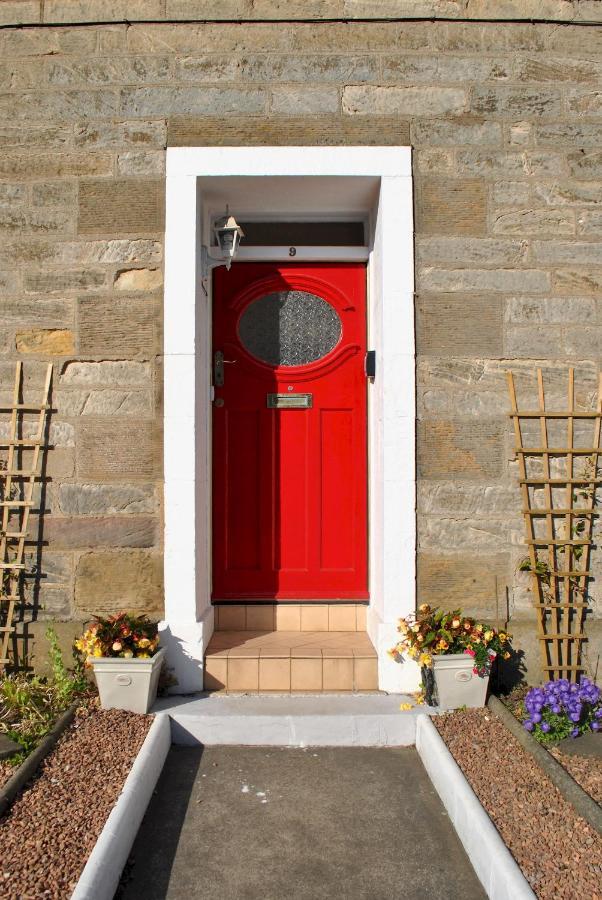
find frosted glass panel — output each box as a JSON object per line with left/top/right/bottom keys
{"left": 238, "top": 290, "right": 341, "bottom": 367}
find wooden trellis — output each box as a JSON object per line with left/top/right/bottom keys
{"left": 0, "top": 362, "right": 52, "bottom": 672}
{"left": 507, "top": 367, "right": 602, "bottom": 682}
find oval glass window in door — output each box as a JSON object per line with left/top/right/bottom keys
{"left": 238, "top": 290, "right": 342, "bottom": 367}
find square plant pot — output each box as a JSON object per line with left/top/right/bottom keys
{"left": 423, "top": 653, "right": 489, "bottom": 711}
{"left": 89, "top": 648, "right": 166, "bottom": 714}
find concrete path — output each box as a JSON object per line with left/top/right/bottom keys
{"left": 118, "top": 745, "right": 486, "bottom": 900}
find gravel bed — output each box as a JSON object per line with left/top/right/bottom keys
{"left": 0, "top": 760, "right": 14, "bottom": 790}
{"left": 0, "top": 705, "right": 151, "bottom": 900}
{"left": 434, "top": 709, "right": 602, "bottom": 900}
{"left": 550, "top": 747, "right": 602, "bottom": 806}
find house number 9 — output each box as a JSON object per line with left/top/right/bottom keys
{"left": 289, "top": 247, "right": 297, "bottom": 257}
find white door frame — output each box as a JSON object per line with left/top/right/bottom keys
{"left": 161, "top": 146, "right": 419, "bottom": 693}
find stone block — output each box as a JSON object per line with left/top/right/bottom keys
{"left": 553, "top": 269, "right": 602, "bottom": 295}
{"left": 77, "top": 422, "right": 159, "bottom": 478}
{"left": 533, "top": 241, "right": 602, "bottom": 265}
{"left": 0, "top": 152, "right": 113, "bottom": 179}
{"left": 0, "top": 1, "right": 41, "bottom": 25}
{"left": 563, "top": 326, "right": 602, "bottom": 357}
{"left": 536, "top": 122, "right": 602, "bottom": 147}
{"left": 114, "top": 268, "right": 162, "bottom": 291}
{"left": 128, "top": 22, "right": 292, "bottom": 54}
{"left": 117, "top": 150, "right": 165, "bottom": 175}
{"left": 493, "top": 181, "right": 531, "bottom": 205}
{"left": 23, "top": 550, "right": 73, "bottom": 585}
{"left": 417, "top": 236, "right": 527, "bottom": 266}
{"left": 46, "top": 56, "right": 173, "bottom": 86}
{"left": 0, "top": 125, "right": 71, "bottom": 149}
{"left": 16, "top": 329, "right": 75, "bottom": 354}
{"left": 419, "top": 516, "right": 513, "bottom": 554}
{"left": 78, "top": 180, "right": 164, "bottom": 235}
{"left": 0, "top": 184, "right": 26, "bottom": 208}
{"left": 514, "top": 55, "right": 602, "bottom": 83}
{"left": 31, "top": 182, "right": 77, "bottom": 208}
{"left": 0, "top": 208, "right": 72, "bottom": 236}
{"left": 58, "top": 482, "right": 156, "bottom": 515}
{"left": 0, "top": 298, "right": 73, "bottom": 327}
{"left": 177, "top": 53, "right": 380, "bottom": 84}
{"left": 78, "top": 297, "right": 158, "bottom": 357}
{"left": 567, "top": 88, "right": 602, "bottom": 115}
{"left": 418, "top": 420, "right": 504, "bottom": 478}
{"left": 61, "top": 360, "right": 150, "bottom": 386}
{"left": 415, "top": 149, "right": 454, "bottom": 174}
{"left": 0, "top": 29, "right": 97, "bottom": 57}
{"left": 54, "top": 240, "right": 162, "bottom": 265}
{"left": 523, "top": 151, "right": 567, "bottom": 178}
{"left": 56, "top": 389, "right": 152, "bottom": 417}
{"left": 270, "top": 87, "right": 339, "bottom": 115}
{"left": 418, "top": 480, "right": 517, "bottom": 516}
{"left": 23, "top": 269, "right": 109, "bottom": 294}
{"left": 74, "top": 120, "right": 167, "bottom": 148}
{"left": 415, "top": 178, "right": 487, "bottom": 236}
{"left": 455, "top": 150, "right": 525, "bottom": 177}
{"left": 411, "top": 117, "right": 502, "bottom": 146}
{"left": 0, "top": 272, "right": 20, "bottom": 295}
{"left": 120, "top": 86, "right": 266, "bottom": 117}
{"left": 44, "top": 0, "right": 164, "bottom": 22}
{"left": 470, "top": 85, "right": 562, "bottom": 116}
{"left": 504, "top": 326, "right": 563, "bottom": 358}
{"left": 568, "top": 150, "right": 602, "bottom": 178}
{"left": 75, "top": 550, "right": 163, "bottom": 616}
{"left": 535, "top": 182, "right": 602, "bottom": 207}
{"left": 578, "top": 211, "right": 602, "bottom": 236}
{"left": 15, "top": 620, "right": 86, "bottom": 677}
{"left": 43, "top": 515, "right": 157, "bottom": 548}
{"left": 0, "top": 90, "right": 118, "bottom": 122}
{"left": 491, "top": 209, "right": 575, "bottom": 236}
{"left": 167, "top": 115, "right": 410, "bottom": 146}
{"left": 505, "top": 297, "right": 596, "bottom": 325}
{"left": 342, "top": 85, "right": 467, "bottom": 116}
{"left": 418, "top": 267, "right": 550, "bottom": 293}
{"left": 417, "top": 552, "right": 510, "bottom": 612}
{"left": 416, "top": 294, "right": 502, "bottom": 357}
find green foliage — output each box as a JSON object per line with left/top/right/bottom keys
{"left": 0, "top": 628, "right": 88, "bottom": 764}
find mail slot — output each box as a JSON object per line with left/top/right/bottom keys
{"left": 267, "top": 393, "right": 313, "bottom": 409}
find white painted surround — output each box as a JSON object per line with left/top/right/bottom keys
{"left": 161, "top": 146, "right": 419, "bottom": 693}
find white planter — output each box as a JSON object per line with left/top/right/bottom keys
{"left": 89, "top": 648, "right": 166, "bottom": 714}
{"left": 431, "top": 654, "right": 489, "bottom": 711}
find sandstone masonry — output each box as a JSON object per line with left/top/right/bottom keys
{"left": 1, "top": 5, "right": 601, "bottom": 678}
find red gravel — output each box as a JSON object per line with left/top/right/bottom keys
{"left": 550, "top": 747, "right": 602, "bottom": 806}
{"left": 0, "top": 705, "right": 151, "bottom": 900}
{"left": 434, "top": 709, "right": 602, "bottom": 900}
{"left": 0, "top": 760, "right": 13, "bottom": 789}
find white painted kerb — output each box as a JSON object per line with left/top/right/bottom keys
{"left": 162, "top": 146, "right": 417, "bottom": 693}
{"left": 70, "top": 714, "right": 171, "bottom": 900}
{"left": 415, "top": 715, "right": 536, "bottom": 900}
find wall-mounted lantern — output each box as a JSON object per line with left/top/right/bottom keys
{"left": 213, "top": 207, "right": 244, "bottom": 270}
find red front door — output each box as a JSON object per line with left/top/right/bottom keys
{"left": 212, "top": 262, "right": 368, "bottom": 600}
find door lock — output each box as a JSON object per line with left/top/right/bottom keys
{"left": 214, "top": 351, "right": 236, "bottom": 387}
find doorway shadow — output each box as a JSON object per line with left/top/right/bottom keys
{"left": 115, "top": 745, "right": 204, "bottom": 900}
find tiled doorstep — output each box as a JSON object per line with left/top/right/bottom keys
{"left": 205, "top": 631, "right": 378, "bottom": 692}
{"left": 153, "top": 694, "right": 431, "bottom": 747}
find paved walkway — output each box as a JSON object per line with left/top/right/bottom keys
{"left": 119, "top": 745, "right": 486, "bottom": 900}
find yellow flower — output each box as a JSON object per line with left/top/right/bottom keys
{"left": 418, "top": 603, "right": 431, "bottom": 614}
{"left": 416, "top": 633, "right": 424, "bottom": 643}
{"left": 437, "top": 639, "right": 449, "bottom": 651}
{"left": 112, "top": 641, "right": 122, "bottom": 652}
{"left": 123, "top": 650, "right": 134, "bottom": 658}
{"left": 399, "top": 702, "right": 414, "bottom": 711}
{"left": 137, "top": 652, "right": 150, "bottom": 659}
{"left": 503, "top": 651, "right": 511, "bottom": 660}
{"left": 411, "top": 623, "right": 421, "bottom": 633}
{"left": 419, "top": 652, "right": 432, "bottom": 667}
{"left": 499, "top": 632, "right": 507, "bottom": 643}
{"left": 137, "top": 638, "right": 151, "bottom": 649}
{"left": 397, "top": 620, "right": 409, "bottom": 634}
{"left": 407, "top": 647, "right": 419, "bottom": 659}
{"left": 451, "top": 618, "right": 461, "bottom": 628}
{"left": 484, "top": 630, "right": 493, "bottom": 642}
{"left": 92, "top": 646, "right": 103, "bottom": 658}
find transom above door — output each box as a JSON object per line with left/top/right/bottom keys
{"left": 212, "top": 262, "right": 368, "bottom": 601}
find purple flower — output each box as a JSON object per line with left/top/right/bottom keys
{"left": 551, "top": 706, "right": 561, "bottom": 715}
{"left": 532, "top": 712, "right": 542, "bottom": 723}
{"left": 591, "top": 721, "right": 600, "bottom": 732}
{"left": 524, "top": 720, "right": 534, "bottom": 732}
{"left": 540, "top": 722, "right": 551, "bottom": 733}
{"left": 571, "top": 728, "right": 580, "bottom": 738}
{"left": 570, "top": 712, "right": 581, "bottom": 723}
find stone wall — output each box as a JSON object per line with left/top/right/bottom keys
{"left": 1, "top": 10, "right": 602, "bottom": 677}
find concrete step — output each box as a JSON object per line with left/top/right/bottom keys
{"left": 153, "top": 693, "right": 433, "bottom": 747}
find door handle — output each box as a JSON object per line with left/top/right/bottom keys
{"left": 214, "top": 351, "right": 236, "bottom": 387}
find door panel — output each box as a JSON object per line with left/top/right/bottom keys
{"left": 212, "top": 262, "right": 368, "bottom": 600}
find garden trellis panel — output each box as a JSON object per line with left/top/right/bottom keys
{"left": 507, "top": 368, "right": 602, "bottom": 682}
{"left": 0, "top": 362, "right": 52, "bottom": 671}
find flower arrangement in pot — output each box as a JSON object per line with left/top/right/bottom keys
{"left": 74, "top": 612, "right": 165, "bottom": 714}
{"left": 389, "top": 603, "right": 513, "bottom": 709}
